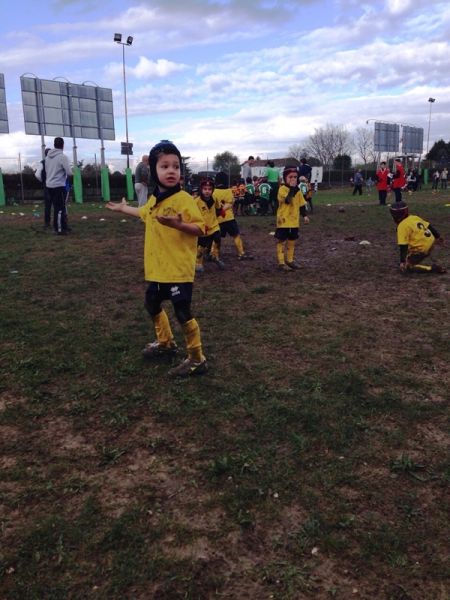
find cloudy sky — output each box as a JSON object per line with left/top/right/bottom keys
{"left": 0, "top": 0, "right": 448, "bottom": 170}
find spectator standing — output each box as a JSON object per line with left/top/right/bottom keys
{"left": 45, "top": 137, "right": 72, "bottom": 235}
{"left": 390, "top": 158, "right": 406, "bottom": 203}
{"left": 375, "top": 161, "right": 390, "bottom": 205}
{"left": 352, "top": 170, "right": 364, "bottom": 196}
{"left": 241, "top": 156, "right": 255, "bottom": 181}
{"left": 432, "top": 169, "right": 440, "bottom": 191}
{"left": 298, "top": 157, "right": 312, "bottom": 181}
{"left": 265, "top": 160, "right": 280, "bottom": 214}
{"left": 134, "top": 155, "right": 149, "bottom": 207}
{"left": 440, "top": 167, "right": 448, "bottom": 190}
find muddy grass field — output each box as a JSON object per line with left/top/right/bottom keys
{"left": 0, "top": 191, "right": 449, "bottom": 599}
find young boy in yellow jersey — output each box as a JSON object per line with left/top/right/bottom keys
{"left": 213, "top": 171, "right": 252, "bottom": 260}
{"left": 390, "top": 201, "right": 446, "bottom": 273}
{"left": 106, "top": 141, "right": 208, "bottom": 377}
{"left": 276, "top": 167, "right": 310, "bottom": 271}
{"left": 195, "top": 177, "right": 226, "bottom": 272}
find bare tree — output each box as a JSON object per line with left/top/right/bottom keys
{"left": 306, "top": 124, "right": 351, "bottom": 185}
{"left": 287, "top": 143, "right": 308, "bottom": 161}
{"left": 353, "top": 127, "right": 374, "bottom": 176}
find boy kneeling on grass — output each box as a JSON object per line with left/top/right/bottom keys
{"left": 106, "top": 141, "right": 208, "bottom": 377}
{"left": 390, "top": 201, "right": 446, "bottom": 274}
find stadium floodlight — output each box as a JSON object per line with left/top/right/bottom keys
{"left": 114, "top": 32, "right": 134, "bottom": 169}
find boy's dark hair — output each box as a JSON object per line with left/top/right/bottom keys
{"left": 54, "top": 137, "right": 64, "bottom": 149}
{"left": 268, "top": 160, "right": 275, "bottom": 168}
{"left": 246, "top": 177, "right": 252, "bottom": 184}
{"left": 248, "top": 156, "right": 254, "bottom": 161}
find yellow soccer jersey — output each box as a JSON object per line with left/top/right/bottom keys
{"left": 276, "top": 184, "right": 306, "bottom": 228}
{"left": 397, "top": 214, "right": 435, "bottom": 254}
{"left": 214, "top": 188, "right": 235, "bottom": 224}
{"left": 196, "top": 196, "right": 220, "bottom": 236}
{"left": 138, "top": 190, "right": 206, "bottom": 283}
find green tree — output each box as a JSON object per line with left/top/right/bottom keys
{"left": 213, "top": 151, "right": 240, "bottom": 180}
{"left": 333, "top": 154, "right": 352, "bottom": 170}
{"left": 426, "top": 139, "right": 450, "bottom": 162}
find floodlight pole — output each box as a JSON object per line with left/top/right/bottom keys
{"left": 121, "top": 43, "right": 130, "bottom": 169}
{"left": 114, "top": 33, "right": 134, "bottom": 200}
{"left": 426, "top": 98, "right": 435, "bottom": 158}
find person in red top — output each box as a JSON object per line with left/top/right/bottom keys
{"left": 375, "top": 161, "right": 390, "bottom": 206}
{"left": 390, "top": 158, "right": 406, "bottom": 203}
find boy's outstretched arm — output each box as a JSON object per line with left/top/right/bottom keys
{"left": 156, "top": 213, "right": 203, "bottom": 236}
{"left": 106, "top": 198, "right": 140, "bottom": 217}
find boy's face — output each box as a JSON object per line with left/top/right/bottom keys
{"left": 285, "top": 172, "right": 298, "bottom": 187}
{"left": 201, "top": 183, "right": 213, "bottom": 198}
{"left": 156, "top": 153, "right": 180, "bottom": 188}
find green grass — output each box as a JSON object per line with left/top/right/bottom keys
{"left": 0, "top": 190, "right": 449, "bottom": 598}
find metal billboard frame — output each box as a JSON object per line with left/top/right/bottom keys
{"left": 374, "top": 122, "right": 400, "bottom": 153}
{"left": 0, "top": 74, "right": 9, "bottom": 134}
{"left": 402, "top": 126, "right": 424, "bottom": 155}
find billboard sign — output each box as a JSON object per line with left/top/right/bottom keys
{"left": 0, "top": 74, "right": 9, "bottom": 134}
{"left": 374, "top": 122, "right": 399, "bottom": 153}
{"left": 402, "top": 126, "right": 424, "bottom": 155}
{"left": 20, "top": 76, "right": 115, "bottom": 140}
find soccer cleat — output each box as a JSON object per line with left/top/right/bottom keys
{"left": 211, "top": 256, "right": 226, "bottom": 269}
{"left": 238, "top": 252, "right": 254, "bottom": 260}
{"left": 431, "top": 264, "right": 447, "bottom": 274}
{"left": 142, "top": 341, "right": 178, "bottom": 358}
{"left": 286, "top": 261, "right": 300, "bottom": 270}
{"left": 195, "top": 264, "right": 205, "bottom": 273}
{"left": 278, "top": 263, "right": 293, "bottom": 272}
{"left": 168, "top": 358, "right": 208, "bottom": 377}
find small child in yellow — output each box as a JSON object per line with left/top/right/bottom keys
{"left": 195, "top": 177, "right": 226, "bottom": 272}
{"left": 390, "top": 201, "right": 446, "bottom": 273}
{"left": 214, "top": 171, "right": 252, "bottom": 260}
{"left": 276, "top": 167, "right": 309, "bottom": 271}
{"left": 106, "top": 141, "right": 208, "bottom": 377}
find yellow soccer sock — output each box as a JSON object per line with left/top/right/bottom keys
{"left": 210, "top": 241, "right": 220, "bottom": 259}
{"left": 233, "top": 235, "right": 244, "bottom": 256}
{"left": 287, "top": 240, "right": 296, "bottom": 263}
{"left": 277, "top": 241, "right": 285, "bottom": 264}
{"left": 152, "top": 310, "right": 174, "bottom": 346}
{"left": 196, "top": 245, "right": 205, "bottom": 267}
{"left": 182, "top": 319, "right": 205, "bottom": 362}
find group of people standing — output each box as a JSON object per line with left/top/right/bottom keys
{"left": 431, "top": 168, "right": 448, "bottom": 191}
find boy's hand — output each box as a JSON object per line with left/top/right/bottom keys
{"left": 399, "top": 262, "right": 407, "bottom": 272}
{"left": 304, "top": 216, "right": 310, "bottom": 224}
{"left": 106, "top": 198, "right": 127, "bottom": 211}
{"left": 156, "top": 213, "right": 183, "bottom": 229}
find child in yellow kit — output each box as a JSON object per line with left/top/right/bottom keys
{"left": 390, "top": 201, "right": 446, "bottom": 273}
{"left": 276, "top": 167, "right": 310, "bottom": 271}
{"left": 195, "top": 177, "right": 226, "bottom": 272}
{"left": 213, "top": 171, "right": 252, "bottom": 260}
{"left": 106, "top": 141, "right": 208, "bottom": 377}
